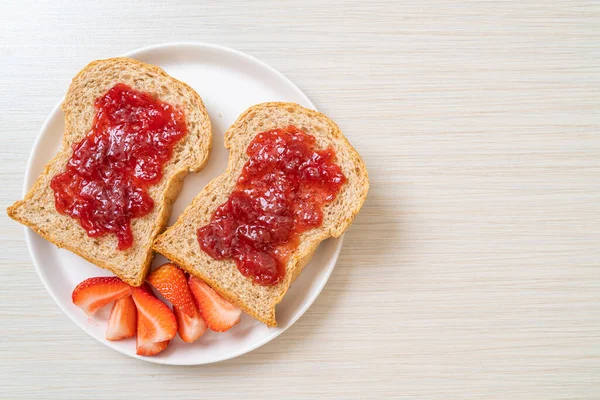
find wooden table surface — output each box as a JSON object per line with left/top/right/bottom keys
{"left": 1, "top": 1, "right": 599, "bottom": 398}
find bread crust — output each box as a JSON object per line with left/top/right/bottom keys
{"left": 7, "top": 57, "right": 212, "bottom": 286}
{"left": 153, "top": 102, "right": 368, "bottom": 326}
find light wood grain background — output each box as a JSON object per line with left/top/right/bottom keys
{"left": 1, "top": 0, "right": 599, "bottom": 398}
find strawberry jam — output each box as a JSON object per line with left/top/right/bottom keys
{"left": 50, "top": 83, "right": 187, "bottom": 250}
{"left": 197, "top": 126, "right": 346, "bottom": 285}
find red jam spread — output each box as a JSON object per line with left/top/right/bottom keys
{"left": 197, "top": 125, "right": 346, "bottom": 285}
{"left": 50, "top": 83, "right": 187, "bottom": 250}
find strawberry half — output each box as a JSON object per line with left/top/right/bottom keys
{"left": 105, "top": 295, "right": 137, "bottom": 341}
{"left": 174, "top": 305, "right": 207, "bottom": 343}
{"left": 72, "top": 276, "right": 131, "bottom": 315}
{"left": 147, "top": 263, "right": 196, "bottom": 317}
{"left": 136, "top": 339, "right": 170, "bottom": 356}
{"left": 131, "top": 287, "right": 177, "bottom": 346}
{"left": 188, "top": 276, "right": 241, "bottom": 332}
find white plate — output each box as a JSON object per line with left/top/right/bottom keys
{"left": 23, "top": 43, "right": 343, "bottom": 365}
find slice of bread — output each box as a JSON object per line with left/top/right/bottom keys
{"left": 153, "top": 102, "right": 368, "bottom": 327}
{"left": 7, "top": 58, "right": 212, "bottom": 286}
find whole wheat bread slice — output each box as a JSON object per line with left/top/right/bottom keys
{"left": 152, "top": 102, "right": 368, "bottom": 327}
{"left": 7, "top": 58, "right": 212, "bottom": 286}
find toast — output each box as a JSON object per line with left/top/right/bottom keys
{"left": 7, "top": 58, "right": 212, "bottom": 286}
{"left": 152, "top": 102, "right": 368, "bottom": 326}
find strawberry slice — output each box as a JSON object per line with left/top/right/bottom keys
{"left": 105, "top": 295, "right": 137, "bottom": 341}
{"left": 136, "top": 339, "right": 169, "bottom": 356}
{"left": 72, "top": 276, "right": 131, "bottom": 315}
{"left": 188, "top": 276, "right": 241, "bottom": 332}
{"left": 131, "top": 287, "right": 177, "bottom": 344}
{"left": 174, "top": 305, "right": 207, "bottom": 343}
{"left": 147, "top": 263, "right": 196, "bottom": 317}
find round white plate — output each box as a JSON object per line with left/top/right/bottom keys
{"left": 23, "top": 43, "right": 343, "bottom": 365}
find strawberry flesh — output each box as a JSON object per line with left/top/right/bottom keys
{"left": 188, "top": 276, "right": 241, "bottom": 332}
{"left": 131, "top": 286, "right": 177, "bottom": 345}
{"left": 174, "top": 305, "right": 207, "bottom": 343}
{"left": 105, "top": 295, "right": 137, "bottom": 341}
{"left": 72, "top": 276, "right": 131, "bottom": 315}
{"left": 136, "top": 339, "right": 170, "bottom": 356}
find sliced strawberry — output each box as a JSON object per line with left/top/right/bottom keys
{"left": 174, "top": 305, "right": 207, "bottom": 343}
{"left": 188, "top": 276, "right": 241, "bottom": 332}
{"left": 131, "top": 287, "right": 177, "bottom": 343}
{"left": 72, "top": 276, "right": 131, "bottom": 315}
{"left": 136, "top": 338, "right": 169, "bottom": 356}
{"left": 105, "top": 295, "right": 137, "bottom": 341}
{"left": 147, "top": 263, "right": 196, "bottom": 317}
{"left": 132, "top": 286, "right": 177, "bottom": 356}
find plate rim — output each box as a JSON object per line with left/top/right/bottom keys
{"left": 22, "top": 42, "right": 344, "bottom": 365}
